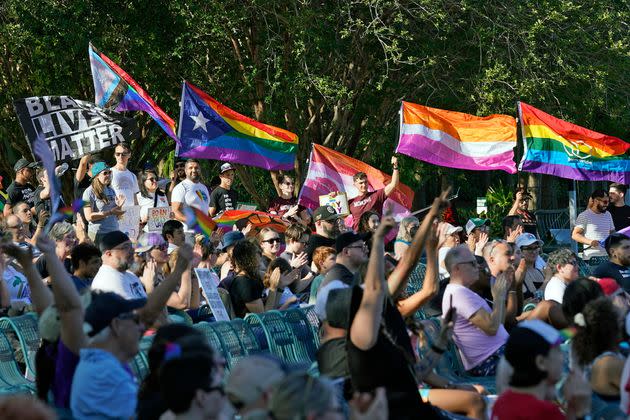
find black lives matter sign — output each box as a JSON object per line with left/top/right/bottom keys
{"left": 14, "top": 96, "right": 139, "bottom": 162}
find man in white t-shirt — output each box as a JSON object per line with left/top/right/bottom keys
{"left": 110, "top": 143, "right": 139, "bottom": 206}
{"left": 572, "top": 189, "right": 615, "bottom": 259}
{"left": 91, "top": 231, "right": 147, "bottom": 300}
{"left": 171, "top": 159, "right": 210, "bottom": 231}
{"left": 543, "top": 248, "right": 579, "bottom": 304}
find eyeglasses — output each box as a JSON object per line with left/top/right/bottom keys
{"left": 521, "top": 245, "right": 540, "bottom": 251}
{"left": 100, "top": 170, "right": 112, "bottom": 176}
{"left": 346, "top": 243, "right": 368, "bottom": 251}
{"left": 115, "top": 152, "right": 130, "bottom": 157}
{"left": 262, "top": 238, "right": 281, "bottom": 244}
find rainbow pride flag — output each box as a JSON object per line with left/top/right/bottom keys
{"left": 213, "top": 210, "right": 286, "bottom": 233}
{"left": 176, "top": 82, "right": 298, "bottom": 170}
{"left": 518, "top": 102, "right": 630, "bottom": 183}
{"left": 396, "top": 101, "right": 517, "bottom": 173}
{"left": 184, "top": 207, "right": 217, "bottom": 238}
{"left": 88, "top": 44, "right": 178, "bottom": 141}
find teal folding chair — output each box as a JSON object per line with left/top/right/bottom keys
{"left": 281, "top": 308, "right": 319, "bottom": 363}
{"left": 193, "top": 322, "right": 227, "bottom": 359}
{"left": 207, "top": 321, "right": 248, "bottom": 369}
{"left": 229, "top": 318, "right": 263, "bottom": 355}
{"left": 0, "top": 329, "right": 36, "bottom": 393}
{"left": 300, "top": 305, "right": 321, "bottom": 339}
{"left": 0, "top": 313, "right": 41, "bottom": 380}
{"left": 245, "top": 311, "right": 298, "bottom": 364}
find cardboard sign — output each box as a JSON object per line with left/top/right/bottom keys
{"left": 118, "top": 205, "right": 141, "bottom": 241}
{"left": 318, "top": 192, "right": 349, "bottom": 216}
{"left": 194, "top": 268, "right": 230, "bottom": 321}
{"left": 237, "top": 203, "right": 258, "bottom": 211}
{"left": 147, "top": 207, "right": 170, "bottom": 232}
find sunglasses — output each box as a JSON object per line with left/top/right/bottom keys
{"left": 262, "top": 238, "right": 281, "bottom": 244}
{"left": 115, "top": 152, "right": 130, "bottom": 157}
{"left": 521, "top": 245, "right": 540, "bottom": 251}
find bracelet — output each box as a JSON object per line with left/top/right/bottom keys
{"left": 430, "top": 344, "right": 446, "bottom": 354}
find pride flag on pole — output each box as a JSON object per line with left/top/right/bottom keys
{"left": 298, "top": 144, "right": 414, "bottom": 222}
{"left": 396, "top": 101, "right": 517, "bottom": 173}
{"left": 518, "top": 102, "right": 630, "bottom": 183}
{"left": 177, "top": 81, "right": 298, "bottom": 170}
{"left": 88, "top": 43, "right": 178, "bottom": 141}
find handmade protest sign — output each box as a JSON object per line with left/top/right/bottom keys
{"left": 194, "top": 268, "right": 230, "bottom": 321}
{"left": 147, "top": 207, "right": 171, "bottom": 232}
{"left": 118, "top": 205, "right": 141, "bottom": 241}
{"left": 319, "top": 192, "right": 349, "bottom": 216}
{"left": 13, "top": 96, "right": 139, "bottom": 163}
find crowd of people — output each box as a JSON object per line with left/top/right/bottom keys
{"left": 1, "top": 144, "right": 630, "bottom": 419}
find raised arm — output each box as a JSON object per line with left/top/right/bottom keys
{"left": 387, "top": 187, "right": 451, "bottom": 298}
{"left": 139, "top": 244, "right": 192, "bottom": 326}
{"left": 165, "top": 263, "right": 193, "bottom": 310}
{"left": 469, "top": 271, "right": 509, "bottom": 335}
{"left": 350, "top": 216, "right": 395, "bottom": 351}
{"left": 76, "top": 155, "right": 90, "bottom": 183}
{"left": 383, "top": 156, "right": 400, "bottom": 197}
{"left": 396, "top": 223, "right": 440, "bottom": 318}
{"left": 36, "top": 235, "right": 87, "bottom": 353}
{"left": 1, "top": 243, "right": 53, "bottom": 315}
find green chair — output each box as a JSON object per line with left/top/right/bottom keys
{"left": 0, "top": 329, "right": 36, "bottom": 393}
{"left": 406, "top": 263, "right": 427, "bottom": 296}
{"left": 166, "top": 308, "right": 194, "bottom": 325}
{"left": 193, "top": 322, "right": 228, "bottom": 359}
{"left": 245, "top": 311, "right": 298, "bottom": 364}
{"left": 229, "top": 319, "right": 263, "bottom": 355}
{"left": 207, "top": 321, "right": 248, "bottom": 369}
{"left": 282, "top": 308, "right": 319, "bottom": 363}
{"left": 300, "top": 305, "right": 321, "bottom": 339}
{"left": 129, "top": 351, "right": 149, "bottom": 381}
{"left": 0, "top": 313, "right": 41, "bottom": 380}
{"left": 577, "top": 258, "right": 592, "bottom": 277}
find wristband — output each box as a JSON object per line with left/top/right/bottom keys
{"left": 430, "top": 344, "right": 446, "bottom": 354}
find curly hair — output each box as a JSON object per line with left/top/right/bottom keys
{"left": 397, "top": 216, "right": 419, "bottom": 242}
{"left": 571, "top": 297, "right": 620, "bottom": 366}
{"left": 547, "top": 248, "right": 577, "bottom": 274}
{"left": 231, "top": 240, "right": 262, "bottom": 283}
{"left": 357, "top": 211, "right": 379, "bottom": 234}
{"left": 263, "top": 257, "right": 291, "bottom": 288}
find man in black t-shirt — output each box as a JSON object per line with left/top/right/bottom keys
{"left": 305, "top": 205, "right": 341, "bottom": 264}
{"left": 209, "top": 163, "right": 239, "bottom": 216}
{"left": 593, "top": 232, "right": 630, "bottom": 292}
{"left": 4, "top": 158, "right": 38, "bottom": 217}
{"left": 608, "top": 183, "right": 630, "bottom": 231}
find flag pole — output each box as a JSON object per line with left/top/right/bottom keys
{"left": 175, "top": 80, "right": 186, "bottom": 156}
{"left": 569, "top": 179, "right": 578, "bottom": 253}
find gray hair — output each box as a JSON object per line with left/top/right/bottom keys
{"left": 396, "top": 216, "right": 419, "bottom": 242}
{"left": 444, "top": 244, "right": 470, "bottom": 274}
{"left": 482, "top": 239, "right": 509, "bottom": 260}
{"left": 547, "top": 248, "right": 577, "bottom": 274}
{"left": 48, "top": 221, "right": 74, "bottom": 242}
{"left": 269, "top": 371, "right": 337, "bottom": 420}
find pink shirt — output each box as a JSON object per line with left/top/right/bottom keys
{"left": 443, "top": 283, "right": 508, "bottom": 370}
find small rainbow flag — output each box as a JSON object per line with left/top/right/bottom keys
{"left": 89, "top": 44, "right": 178, "bottom": 141}
{"left": 518, "top": 102, "right": 630, "bottom": 183}
{"left": 177, "top": 81, "right": 298, "bottom": 170}
{"left": 396, "top": 101, "right": 517, "bottom": 173}
{"left": 184, "top": 207, "right": 217, "bottom": 238}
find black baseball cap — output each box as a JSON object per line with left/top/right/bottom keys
{"left": 99, "top": 231, "right": 131, "bottom": 252}
{"left": 13, "top": 158, "right": 38, "bottom": 172}
{"left": 84, "top": 292, "right": 146, "bottom": 336}
{"left": 335, "top": 231, "right": 369, "bottom": 253}
{"left": 313, "top": 205, "right": 339, "bottom": 222}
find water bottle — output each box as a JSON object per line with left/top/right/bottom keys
{"left": 55, "top": 162, "right": 69, "bottom": 177}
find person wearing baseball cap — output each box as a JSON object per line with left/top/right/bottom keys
{"left": 438, "top": 223, "right": 463, "bottom": 279}
{"left": 304, "top": 205, "right": 341, "bottom": 264}
{"left": 209, "top": 162, "right": 239, "bottom": 217}
{"left": 3, "top": 158, "right": 38, "bottom": 217}
{"left": 492, "top": 320, "right": 591, "bottom": 420}
{"left": 91, "top": 231, "right": 148, "bottom": 300}
{"left": 515, "top": 233, "right": 546, "bottom": 299}
{"left": 465, "top": 217, "right": 490, "bottom": 237}
{"left": 508, "top": 188, "right": 539, "bottom": 236}
{"left": 314, "top": 231, "right": 368, "bottom": 320}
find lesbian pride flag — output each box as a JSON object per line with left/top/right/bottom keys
{"left": 396, "top": 101, "right": 517, "bottom": 173}
{"left": 298, "top": 144, "right": 414, "bottom": 222}
{"left": 89, "top": 44, "right": 178, "bottom": 141}
{"left": 177, "top": 82, "right": 298, "bottom": 171}
{"left": 518, "top": 102, "right": 630, "bottom": 183}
